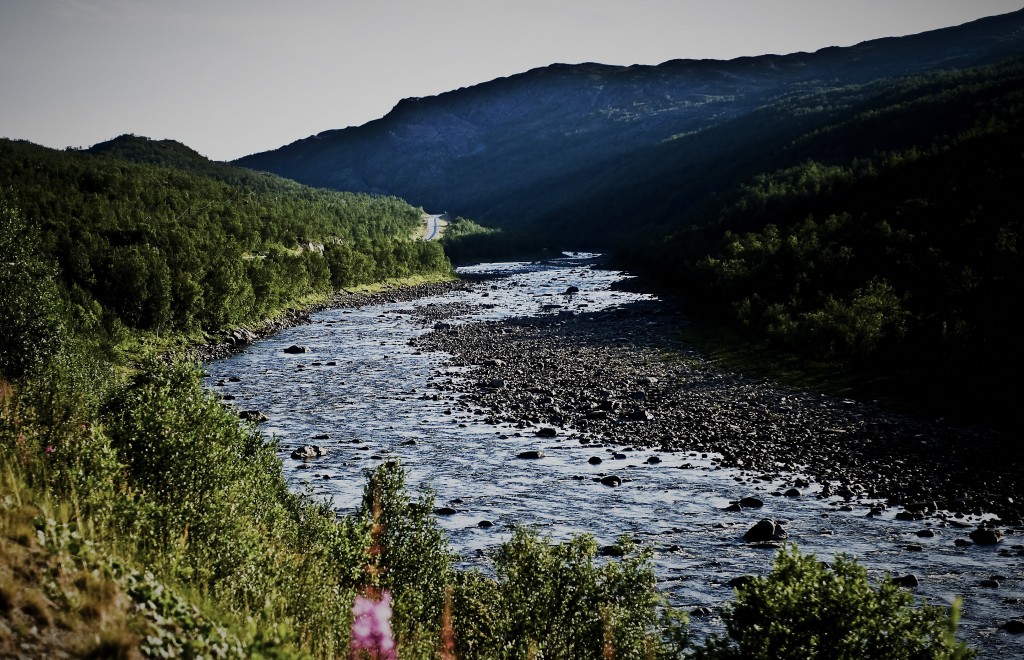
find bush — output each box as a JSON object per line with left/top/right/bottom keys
{"left": 452, "top": 529, "right": 688, "bottom": 659}
{"left": 695, "top": 545, "right": 975, "bottom": 659}
{"left": 0, "top": 195, "right": 69, "bottom": 380}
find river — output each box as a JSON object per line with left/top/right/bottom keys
{"left": 204, "top": 254, "right": 1022, "bottom": 656}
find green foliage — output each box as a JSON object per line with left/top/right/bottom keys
{"left": 0, "top": 195, "right": 69, "bottom": 380}
{"left": 0, "top": 137, "right": 451, "bottom": 347}
{"left": 452, "top": 529, "right": 688, "bottom": 659}
{"left": 358, "top": 462, "right": 454, "bottom": 652}
{"left": 695, "top": 545, "right": 975, "bottom": 659}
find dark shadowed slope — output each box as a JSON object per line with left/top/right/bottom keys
{"left": 235, "top": 8, "right": 1024, "bottom": 236}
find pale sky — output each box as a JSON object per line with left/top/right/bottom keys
{"left": 1, "top": 1, "right": 1021, "bottom": 161}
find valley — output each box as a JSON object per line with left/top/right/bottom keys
{"left": 205, "top": 255, "right": 1023, "bottom": 656}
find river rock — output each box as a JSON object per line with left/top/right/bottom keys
{"left": 536, "top": 427, "right": 557, "bottom": 437}
{"left": 588, "top": 456, "right": 603, "bottom": 465}
{"left": 434, "top": 507, "right": 458, "bottom": 516}
{"left": 744, "top": 519, "right": 788, "bottom": 543}
{"left": 517, "top": 450, "right": 545, "bottom": 459}
{"left": 785, "top": 488, "right": 801, "bottom": 497}
{"left": 239, "top": 410, "right": 268, "bottom": 422}
{"left": 646, "top": 455, "right": 662, "bottom": 464}
{"left": 891, "top": 574, "right": 919, "bottom": 588}
{"left": 724, "top": 503, "right": 742, "bottom": 513}
{"left": 291, "top": 445, "right": 327, "bottom": 460}
{"left": 739, "top": 497, "right": 765, "bottom": 508}
{"left": 970, "top": 527, "right": 1004, "bottom": 545}
{"left": 1002, "top": 619, "right": 1024, "bottom": 634}
{"left": 600, "top": 475, "right": 622, "bottom": 487}
{"left": 565, "top": 286, "right": 580, "bottom": 294}
{"left": 478, "top": 520, "right": 494, "bottom": 528}
{"left": 600, "top": 544, "right": 625, "bottom": 557}
{"left": 283, "top": 344, "right": 308, "bottom": 354}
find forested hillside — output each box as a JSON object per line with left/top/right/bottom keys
{"left": 0, "top": 135, "right": 449, "bottom": 372}
{"left": 618, "top": 58, "right": 1024, "bottom": 423}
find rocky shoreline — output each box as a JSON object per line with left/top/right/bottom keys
{"left": 410, "top": 295, "right": 1023, "bottom": 533}
{"left": 190, "top": 279, "right": 472, "bottom": 362}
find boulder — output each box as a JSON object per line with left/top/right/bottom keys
{"left": 291, "top": 445, "right": 327, "bottom": 460}
{"left": 646, "top": 455, "right": 662, "bottom": 465}
{"left": 970, "top": 527, "right": 1004, "bottom": 545}
{"left": 739, "top": 496, "right": 765, "bottom": 509}
{"left": 744, "top": 519, "right": 788, "bottom": 543}
{"left": 536, "top": 427, "right": 557, "bottom": 437}
{"left": 588, "top": 456, "right": 603, "bottom": 465}
{"left": 283, "top": 344, "right": 307, "bottom": 354}
{"left": 239, "top": 410, "right": 268, "bottom": 423}
{"left": 784, "top": 488, "right": 801, "bottom": 497}
{"left": 600, "top": 475, "right": 622, "bottom": 487}
{"left": 517, "top": 450, "right": 545, "bottom": 459}
{"left": 891, "top": 574, "right": 919, "bottom": 588}
{"left": 1002, "top": 619, "right": 1024, "bottom": 634}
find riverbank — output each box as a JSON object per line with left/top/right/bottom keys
{"left": 411, "top": 295, "right": 1023, "bottom": 528}
{"left": 190, "top": 276, "right": 471, "bottom": 362}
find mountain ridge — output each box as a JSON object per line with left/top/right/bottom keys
{"left": 235, "top": 7, "right": 1024, "bottom": 228}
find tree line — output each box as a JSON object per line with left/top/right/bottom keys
{"left": 0, "top": 136, "right": 451, "bottom": 370}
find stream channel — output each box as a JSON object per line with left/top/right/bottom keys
{"left": 205, "top": 254, "right": 1022, "bottom": 656}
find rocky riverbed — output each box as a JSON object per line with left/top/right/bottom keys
{"left": 412, "top": 293, "right": 1023, "bottom": 529}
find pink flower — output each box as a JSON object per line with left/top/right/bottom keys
{"left": 45, "top": 444, "right": 55, "bottom": 454}
{"left": 350, "top": 590, "right": 396, "bottom": 659}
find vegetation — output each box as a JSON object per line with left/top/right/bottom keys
{"left": 694, "top": 546, "right": 974, "bottom": 659}
{"left": 440, "top": 216, "right": 556, "bottom": 265}
{"left": 614, "top": 58, "right": 1024, "bottom": 424}
{"left": 0, "top": 135, "right": 451, "bottom": 355}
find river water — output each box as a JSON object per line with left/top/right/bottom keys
{"left": 205, "top": 255, "right": 1022, "bottom": 656}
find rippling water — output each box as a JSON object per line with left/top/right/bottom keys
{"left": 205, "top": 255, "right": 1023, "bottom": 656}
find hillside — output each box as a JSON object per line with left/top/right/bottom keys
{"left": 0, "top": 135, "right": 450, "bottom": 373}
{"left": 235, "top": 8, "right": 1024, "bottom": 236}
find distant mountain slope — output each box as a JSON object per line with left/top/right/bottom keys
{"left": 235, "top": 8, "right": 1024, "bottom": 237}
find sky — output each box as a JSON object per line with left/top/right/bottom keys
{"left": 1, "top": 1, "right": 1021, "bottom": 162}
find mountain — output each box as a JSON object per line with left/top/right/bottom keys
{"left": 235, "top": 8, "right": 1024, "bottom": 241}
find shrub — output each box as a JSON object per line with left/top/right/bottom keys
{"left": 695, "top": 544, "right": 975, "bottom": 659}
{"left": 453, "top": 529, "right": 688, "bottom": 659}
{"left": 0, "top": 195, "right": 69, "bottom": 381}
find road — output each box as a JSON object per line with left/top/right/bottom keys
{"left": 423, "top": 213, "right": 444, "bottom": 241}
